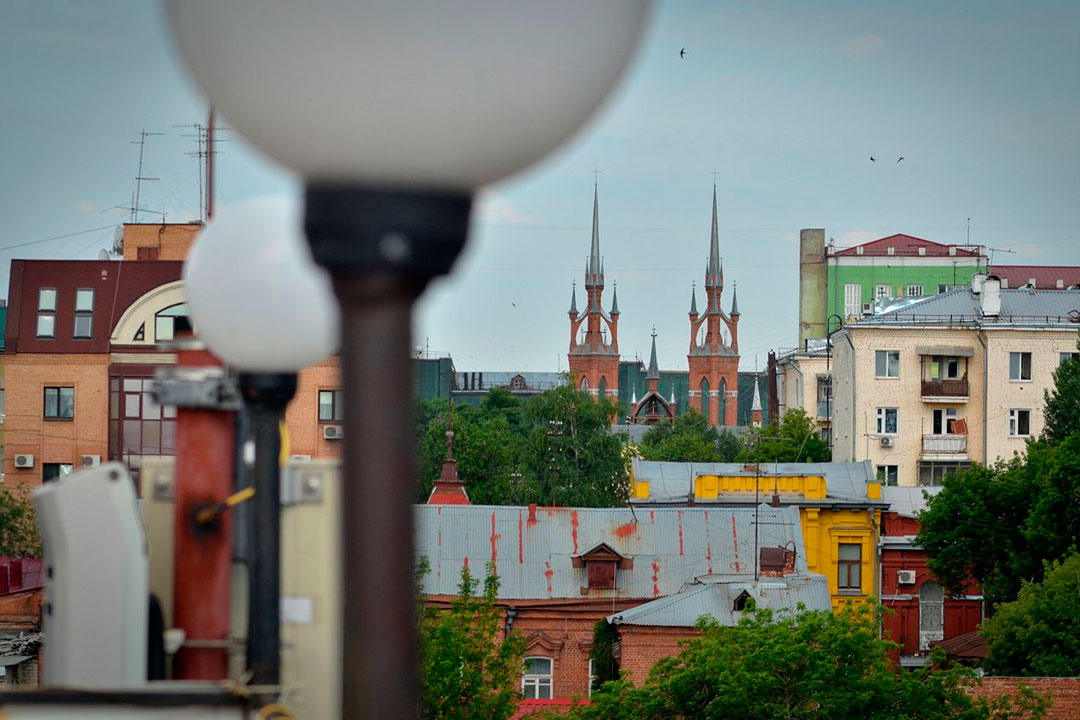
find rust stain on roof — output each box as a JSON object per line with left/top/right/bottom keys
{"left": 570, "top": 510, "right": 579, "bottom": 554}
{"left": 613, "top": 520, "right": 637, "bottom": 539}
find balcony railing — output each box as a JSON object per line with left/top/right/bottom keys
{"left": 922, "top": 434, "right": 967, "bottom": 454}
{"left": 921, "top": 379, "right": 969, "bottom": 397}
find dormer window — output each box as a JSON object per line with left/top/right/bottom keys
{"left": 572, "top": 542, "right": 632, "bottom": 590}
{"left": 732, "top": 589, "right": 752, "bottom": 612}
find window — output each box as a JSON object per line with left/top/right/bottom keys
{"left": 109, "top": 377, "right": 178, "bottom": 481}
{"left": 522, "top": 657, "right": 553, "bottom": 699}
{"left": 874, "top": 284, "right": 891, "bottom": 300}
{"left": 1060, "top": 352, "right": 1080, "bottom": 366}
{"left": 838, "top": 543, "right": 861, "bottom": 591}
{"left": 1009, "top": 352, "right": 1032, "bottom": 381}
{"left": 155, "top": 304, "right": 192, "bottom": 342}
{"left": 932, "top": 408, "right": 958, "bottom": 435}
{"left": 37, "top": 288, "right": 57, "bottom": 338}
{"left": 918, "top": 461, "right": 971, "bottom": 486}
{"left": 929, "top": 356, "right": 961, "bottom": 380}
{"left": 919, "top": 581, "right": 945, "bottom": 649}
{"left": 580, "top": 376, "right": 589, "bottom": 391}
{"left": 906, "top": 284, "right": 924, "bottom": 297}
{"left": 44, "top": 386, "right": 74, "bottom": 419}
{"left": 816, "top": 375, "right": 832, "bottom": 419}
{"left": 42, "top": 463, "right": 74, "bottom": 483}
{"left": 588, "top": 659, "right": 596, "bottom": 698}
{"left": 74, "top": 288, "right": 94, "bottom": 338}
{"left": 875, "top": 351, "right": 900, "bottom": 378}
{"left": 318, "top": 390, "right": 343, "bottom": 422}
{"left": 844, "top": 283, "right": 862, "bottom": 317}
{"left": 876, "top": 407, "right": 898, "bottom": 435}
{"left": 876, "top": 465, "right": 898, "bottom": 486}
{"left": 1008, "top": 409, "right": 1030, "bottom": 437}
{"left": 137, "top": 246, "right": 159, "bottom": 261}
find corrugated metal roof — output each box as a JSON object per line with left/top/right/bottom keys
{"left": 991, "top": 265, "right": 1080, "bottom": 290}
{"left": 858, "top": 288, "right": 1080, "bottom": 326}
{"left": 630, "top": 458, "right": 879, "bottom": 505}
{"left": 608, "top": 573, "right": 831, "bottom": 627}
{"left": 415, "top": 504, "right": 807, "bottom": 601}
{"left": 881, "top": 486, "right": 941, "bottom": 518}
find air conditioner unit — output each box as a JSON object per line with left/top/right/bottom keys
{"left": 897, "top": 570, "right": 916, "bottom": 585}
{"left": 14, "top": 454, "right": 34, "bottom": 469}
{"left": 879, "top": 436, "right": 893, "bottom": 448}
{"left": 290, "top": 454, "right": 312, "bottom": 462}
{"left": 80, "top": 454, "right": 101, "bottom": 468}
{"left": 322, "top": 425, "right": 343, "bottom": 440}
{"left": 862, "top": 301, "right": 874, "bottom": 316}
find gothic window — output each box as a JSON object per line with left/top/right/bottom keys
{"left": 598, "top": 376, "right": 606, "bottom": 399}
{"left": 700, "top": 377, "right": 710, "bottom": 418}
{"left": 580, "top": 377, "right": 589, "bottom": 391}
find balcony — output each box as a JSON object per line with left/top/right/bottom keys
{"left": 922, "top": 434, "right": 968, "bottom": 457}
{"left": 920, "top": 378, "right": 969, "bottom": 401}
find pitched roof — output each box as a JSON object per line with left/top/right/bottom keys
{"left": 834, "top": 234, "right": 981, "bottom": 258}
{"left": 989, "top": 265, "right": 1080, "bottom": 290}
{"left": 415, "top": 504, "right": 808, "bottom": 600}
{"left": 608, "top": 573, "right": 831, "bottom": 628}
{"left": 881, "top": 486, "right": 941, "bottom": 518}
{"left": 631, "top": 458, "right": 881, "bottom": 506}
{"left": 930, "top": 631, "right": 988, "bottom": 660}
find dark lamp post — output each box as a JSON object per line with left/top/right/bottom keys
{"left": 164, "top": 3, "right": 651, "bottom": 716}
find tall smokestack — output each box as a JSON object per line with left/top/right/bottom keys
{"left": 798, "top": 229, "right": 826, "bottom": 345}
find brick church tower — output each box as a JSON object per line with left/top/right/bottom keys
{"left": 568, "top": 183, "right": 620, "bottom": 400}
{"left": 687, "top": 186, "right": 741, "bottom": 426}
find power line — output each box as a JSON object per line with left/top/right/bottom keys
{"left": 0, "top": 225, "right": 118, "bottom": 254}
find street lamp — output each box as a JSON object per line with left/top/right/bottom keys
{"left": 183, "top": 196, "right": 338, "bottom": 687}
{"left": 163, "top": 2, "right": 651, "bottom": 718}
{"left": 825, "top": 313, "right": 844, "bottom": 452}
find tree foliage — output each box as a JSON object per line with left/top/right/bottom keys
{"left": 568, "top": 605, "right": 1046, "bottom": 720}
{"left": 0, "top": 484, "right": 41, "bottom": 558}
{"left": 1040, "top": 336, "right": 1080, "bottom": 444}
{"left": 588, "top": 619, "right": 620, "bottom": 694}
{"left": 419, "top": 561, "right": 526, "bottom": 720}
{"left": 638, "top": 409, "right": 740, "bottom": 463}
{"left": 982, "top": 553, "right": 1080, "bottom": 677}
{"left": 737, "top": 408, "right": 831, "bottom": 463}
{"left": 416, "top": 384, "right": 628, "bottom": 507}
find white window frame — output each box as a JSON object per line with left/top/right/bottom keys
{"left": 37, "top": 287, "right": 57, "bottom": 338}
{"left": 876, "top": 407, "right": 898, "bottom": 435}
{"left": 1008, "top": 409, "right": 1031, "bottom": 438}
{"left": 876, "top": 464, "right": 899, "bottom": 486}
{"left": 932, "top": 408, "right": 958, "bottom": 435}
{"left": 588, "top": 659, "right": 596, "bottom": 697}
{"left": 522, "top": 656, "right": 553, "bottom": 699}
{"left": 875, "top": 350, "right": 900, "bottom": 378}
{"left": 74, "top": 288, "right": 95, "bottom": 339}
{"left": 844, "top": 284, "right": 862, "bottom": 317}
{"left": 874, "top": 284, "right": 891, "bottom": 300}
{"left": 906, "top": 284, "right": 924, "bottom": 297}
{"left": 1009, "top": 352, "right": 1032, "bottom": 382}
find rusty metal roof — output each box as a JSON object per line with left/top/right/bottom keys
{"left": 415, "top": 504, "right": 808, "bottom": 601}
{"left": 608, "top": 573, "right": 831, "bottom": 627}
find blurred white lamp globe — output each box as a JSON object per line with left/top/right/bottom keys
{"left": 182, "top": 196, "right": 338, "bottom": 372}
{"left": 164, "top": 0, "right": 650, "bottom": 190}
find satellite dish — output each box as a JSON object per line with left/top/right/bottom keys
{"left": 98, "top": 249, "right": 110, "bottom": 261}
{"left": 112, "top": 226, "right": 125, "bottom": 255}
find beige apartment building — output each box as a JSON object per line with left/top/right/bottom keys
{"left": 775, "top": 340, "right": 832, "bottom": 441}
{"left": 831, "top": 275, "right": 1079, "bottom": 486}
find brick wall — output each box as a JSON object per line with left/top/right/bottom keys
{"left": 970, "top": 677, "right": 1080, "bottom": 719}
{"left": 285, "top": 356, "right": 342, "bottom": 459}
{"left": 121, "top": 223, "right": 200, "bottom": 262}
{"left": 616, "top": 625, "right": 699, "bottom": 685}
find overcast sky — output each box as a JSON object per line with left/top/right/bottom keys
{"left": 2, "top": 1, "right": 1078, "bottom": 373}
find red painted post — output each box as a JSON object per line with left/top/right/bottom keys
{"left": 171, "top": 344, "right": 236, "bottom": 680}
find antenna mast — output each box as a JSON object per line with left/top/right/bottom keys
{"left": 129, "top": 130, "right": 163, "bottom": 223}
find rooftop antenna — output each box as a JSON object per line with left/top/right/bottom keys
{"left": 177, "top": 110, "right": 229, "bottom": 223}
{"left": 129, "top": 130, "right": 163, "bottom": 223}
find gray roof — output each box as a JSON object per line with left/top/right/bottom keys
{"left": 608, "top": 573, "right": 831, "bottom": 628}
{"left": 689, "top": 285, "right": 698, "bottom": 315}
{"left": 881, "top": 485, "right": 941, "bottom": 518}
{"left": 415, "top": 504, "right": 808, "bottom": 601}
{"left": 456, "top": 371, "right": 565, "bottom": 392}
{"left": 631, "top": 458, "right": 881, "bottom": 506}
{"left": 612, "top": 424, "right": 651, "bottom": 443}
{"left": 568, "top": 284, "right": 577, "bottom": 315}
{"left": 858, "top": 288, "right": 1080, "bottom": 326}
{"left": 730, "top": 283, "right": 740, "bottom": 316}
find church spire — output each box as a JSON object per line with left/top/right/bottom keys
{"left": 751, "top": 378, "right": 762, "bottom": 413}
{"left": 706, "top": 184, "right": 721, "bottom": 287}
{"left": 646, "top": 326, "right": 660, "bottom": 380}
{"left": 689, "top": 283, "right": 698, "bottom": 315}
{"left": 730, "top": 282, "right": 740, "bottom": 316}
{"left": 588, "top": 181, "right": 601, "bottom": 280}
{"left": 610, "top": 282, "right": 619, "bottom": 315}
{"left": 569, "top": 282, "right": 578, "bottom": 315}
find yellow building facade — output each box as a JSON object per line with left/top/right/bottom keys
{"left": 630, "top": 460, "right": 884, "bottom": 609}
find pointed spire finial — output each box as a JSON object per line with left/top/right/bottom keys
{"left": 569, "top": 282, "right": 578, "bottom": 315}
{"left": 610, "top": 281, "right": 619, "bottom": 315}
{"left": 646, "top": 327, "right": 660, "bottom": 380}
{"left": 588, "top": 177, "right": 601, "bottom": 279}
{"left": 689, "top": 282, "right": 698, "bottom": 315}
{"left": 706, "top": 184, "right": 721, "bottom": 287}
{"left": 731, "top": 281, "right": 741, "bottom": 317}
{"left": 751, "top": 377, "right": 762, "bottom": 412}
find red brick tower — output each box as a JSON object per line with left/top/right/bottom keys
{"left": 568, "top": 183, "right": 620, "bottom": 401}
{"left": 687, "top": 185, "right": 741, "bottom": 426}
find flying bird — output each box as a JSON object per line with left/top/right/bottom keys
{"left": 680, "top": 48, "right": 685, "bottom": 59}
{"left": 897, "top": 157, "right": 904, "bottom": 163}
{"left": 870, "top": 156, "right": 876, "bottom": 162}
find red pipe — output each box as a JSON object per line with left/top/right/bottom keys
{"left": 171, "top": 345, "right": 235, "bottom": 680}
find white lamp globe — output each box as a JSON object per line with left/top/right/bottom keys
{"left": 164, "top": 0, "right": 650, "bottom": 190}
{"left": 183, "top": 196, "right": 339, "bottom": 373}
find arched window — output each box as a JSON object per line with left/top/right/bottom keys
{"left": 700, "top": 377, "right": 710, "bottom": 418}
{"left": 155, "top": 303, "right": 192, "bottom": 342}
{"left": 580, "top": 376, "right": 589, "bottom": 391}
{"left": 919, "top": 581, "right": 945, "bottom": 650}
{"left": 598, "top": 376, "right": 607, "bottom": 399}
{"left": 718, "top": 378, "right": 726, "bottom": 424}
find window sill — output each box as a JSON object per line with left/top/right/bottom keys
{"left": 43, "top": 417, "right": 75, "bottom": 422}
{"left": 873, "top": 376, "right": 900, "bottom": 380}
{"left": 837, "top": 589, "right": 864, "bottom": 596}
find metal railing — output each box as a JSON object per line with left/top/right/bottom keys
{"left": 921, "top": 379, "right": 969, "bottom": 397}
{"left": 922, "top": 434, "right": 967, "bottom": 453}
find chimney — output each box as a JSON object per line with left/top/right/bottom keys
{"left": 971, "top": 273, "right": 987, "bottom": 295}
{"left": 981, "top": 275, "right": 1002, "bottom": 317}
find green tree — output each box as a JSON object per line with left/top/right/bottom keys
{"left": 0, "top": 484, "right": 41, "bottom": 558}
{"left": 638, "top": 409, "right": 740, "bottom": 462}
{"left": 419, "top": 561, "right": 526, "bottom": 720}
{"left": 588, "top": 619, "right": 620, "bottom": 693}
{"left": 1041, "top": 334, "right": 1080, "bottom": 444}
{"left": 737, "top": 408, "right": 830, "bottom": 463}
{"left": 568, "top": 605, "right": 1046, "bottom": 720}
{"left": 982, "top": 553, "right": 1080, "bottom": 677}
